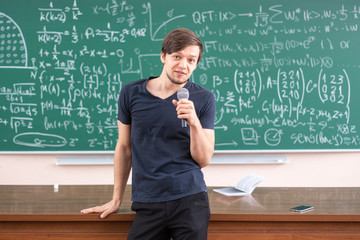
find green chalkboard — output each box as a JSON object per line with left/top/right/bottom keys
{"left": 1, "top": 0, "right": 360, "bottom": 152}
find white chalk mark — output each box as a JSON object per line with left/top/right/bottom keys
{"left": 0, "top": 12, "right": 29, "bottom": 68}
{"left": 13, "top": 132, "right": 67, "bottom": 148}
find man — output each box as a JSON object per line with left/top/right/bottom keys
{"left": 81, "top": 28, "right": 216, "bottom": 240}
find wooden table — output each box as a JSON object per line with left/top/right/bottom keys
{"left": 1, "top": 185, "right": 360, "bottom": 240}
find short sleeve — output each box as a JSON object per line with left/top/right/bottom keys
{"left": 117, "top": 85, "right": 131, "bottom": 125}
{"left": 199, "top": 91, "right": 216, "bottom": 130}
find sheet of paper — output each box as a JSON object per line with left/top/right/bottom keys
{"left": 213, "top": 187, "right": 248, "bottom": 196}
{"left": 213, "top": 174, "right": 265, "bottom": 196}
{"left": 235, "top": 174, "right": 265, "bottom": 194}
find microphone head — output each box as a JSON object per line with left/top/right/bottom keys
{"left": 177, "top": 88, "right": 189, "bottom": 100}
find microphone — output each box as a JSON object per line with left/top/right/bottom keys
{"left": 177, "top": 88, "right": 189, "bottom": 128}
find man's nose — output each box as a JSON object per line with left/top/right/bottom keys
{"left": 178, "top": 58, "right": 187, "bottom": 68}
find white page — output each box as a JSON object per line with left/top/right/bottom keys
{"left": 213, "top": 174, "right": 265, "bottom": 196}
{"left": 213, "top": 187, "right": 248, "bottom": 196}
{"left": 235, "top": 174, "right": 265, "bottom": 194}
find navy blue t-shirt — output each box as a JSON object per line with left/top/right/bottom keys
{"left": 117, "top": 77, "right": 216, "bottom": 202}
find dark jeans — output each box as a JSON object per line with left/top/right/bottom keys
{"left": 127, "top": 191, "right": 210, "bottom": 240}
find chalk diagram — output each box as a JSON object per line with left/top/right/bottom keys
{"left": 145, "top": 2, "right": 185, "bottom": 41}
{"left": 264, "top": 128, "right": 283, "bottom": 146}
{"left": 134, "top": 3, "right": 186, "bottom": 78}
{"left": 241, "top": 128, "right": 283, "bottom": 146}
{"left": 0, "top": 12, "right": 29, "bottom": 69}
{"left": 241, "top": 128, "right": 259, "bottom": 145}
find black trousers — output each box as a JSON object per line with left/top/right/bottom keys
{"left": 127, "top": 191, "right": 210, "bottom": 240}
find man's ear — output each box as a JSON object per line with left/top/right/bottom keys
{"left": 160, "top": 51, "right": 166, "bottom": 64}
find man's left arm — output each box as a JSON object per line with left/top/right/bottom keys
{"left": 189, "top": 126, "right": 214, "bottom": 168}
{"left": 173, "top": 99, "right": 215, "bottom": 168}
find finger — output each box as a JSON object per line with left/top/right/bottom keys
{"left": 172, "top": 99, "right": 178, "bottom": 106}
{"left": 176, "top": 108, "right": 186, "bottom": 117}
{"left": 100, "top": 209, "right": 112, "bottom": 219}
{"left": 176, "top": 103, "right": 192, "bottom": 113}
{"left": 177, "top": 114, "right": 189, "bottom": 120}
{"left": 81, "top": 206, "right": 103, "bottom": 214}
{"left": 177, "top": 99, "right": 193, "bottom": 108}
{"left": 81, "top": 208, "right": 92, "bottom": 214}
{"left": 81, "top": 208, "right": 93, "bottom": 214}
{"left": 177, "top": 104, "right": 193, "bottom": 115}
{"left": 100, "top": 204, "right": 119, "bottom": 218}
{"left": 177, "top": 99, "right": 190, "bottom": 105}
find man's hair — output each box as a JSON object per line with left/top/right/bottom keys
{"left": 161, "top": 28, "right": 203, "bottom": 64}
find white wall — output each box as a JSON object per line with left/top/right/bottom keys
{"left": 1, "top": 152, "right": 359, "bottom": 187}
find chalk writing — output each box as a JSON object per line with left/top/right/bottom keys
{"left": 1, "top": 0, "right": 360, "bottom": 152}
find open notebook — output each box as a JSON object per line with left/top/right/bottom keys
{"left": 213, "top": 174, "right": 265, "bottom": 196}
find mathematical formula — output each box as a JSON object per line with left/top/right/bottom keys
{"left": 1, "top": 0, "right": 360, "bottom": 151}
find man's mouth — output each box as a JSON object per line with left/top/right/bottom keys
{"left": 175, "top": 70, "right": 186, "bottom": 76}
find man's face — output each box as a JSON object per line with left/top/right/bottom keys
{"left": 161, "top": 45, "right": 200, "bottom": 85}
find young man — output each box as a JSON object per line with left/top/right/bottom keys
{"left": 81, "top": 28, "right": 216, "bottom": 240}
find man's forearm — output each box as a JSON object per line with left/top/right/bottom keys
{"left": 190, "top": 123, "right": 214, "bottom": 168}
{"left": 112, "top": 142, "right": 132, "bottom": 203}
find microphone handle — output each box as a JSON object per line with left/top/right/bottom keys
{"left": 181, "top": 119, "right": 187, "bottom": 128}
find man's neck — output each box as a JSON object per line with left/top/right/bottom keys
{"left": 147, "top": 76, "right": 187, "bottom": 100}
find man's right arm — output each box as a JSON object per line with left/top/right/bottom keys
{"left": 81, "top": 120, "right": 132, "bottom": 218}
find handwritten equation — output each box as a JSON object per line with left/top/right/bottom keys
{"left": 1, "top": 0, "right": 360, "bottom": 152}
